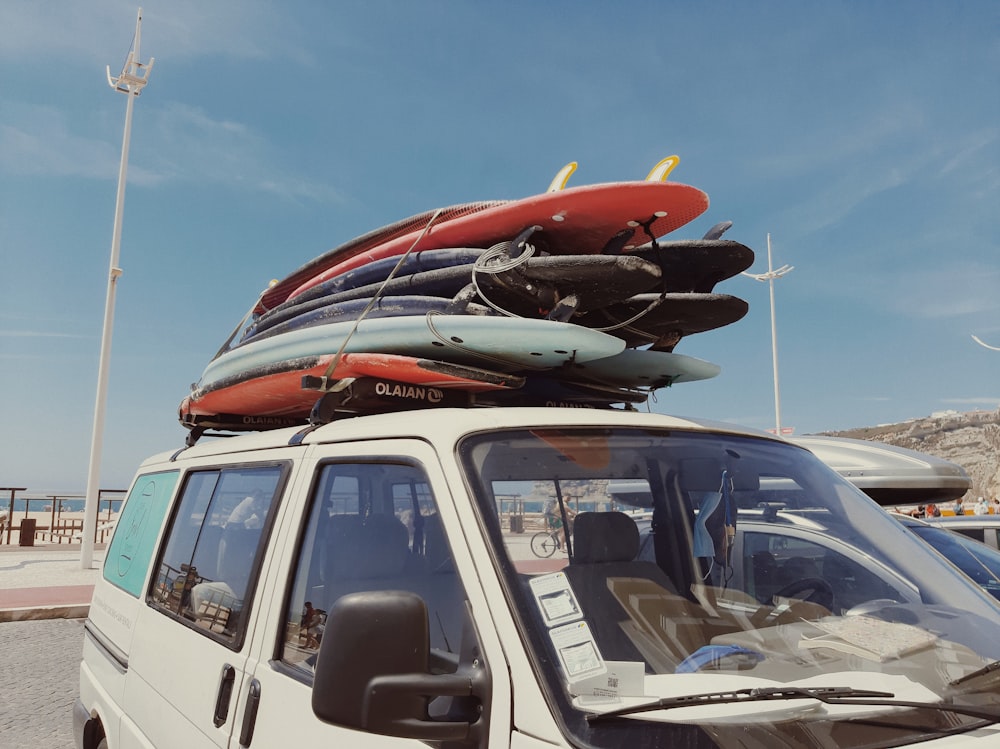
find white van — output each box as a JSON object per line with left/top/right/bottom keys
{"left": 77, "top": 407, "right": 1000, "bottom": 748}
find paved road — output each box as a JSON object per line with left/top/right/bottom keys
{"left": 0, "top": 618, "right": 83, "bottom": 749}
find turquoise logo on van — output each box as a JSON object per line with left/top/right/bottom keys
{"left": 104, "top": 471, "right": 178, "bottom": 597}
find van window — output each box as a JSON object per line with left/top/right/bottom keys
{"left": 280, "top": 461, "right": 466, "bottom": 680}
{"left": 104, "top": 470, "right": 179, "bottom": 597}
{"left": 149, "top": 464, "right": 283, "bottom": 648}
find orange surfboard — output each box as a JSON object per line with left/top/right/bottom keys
{"left": 179, "top": 352, "right": 523, "bottom": 421}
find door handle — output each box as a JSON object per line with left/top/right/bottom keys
{"left": 214, "top": 664, "right": 236, "bottom": 727}
{"left": 239, "top": 678, "right": 261, "bottom": 747}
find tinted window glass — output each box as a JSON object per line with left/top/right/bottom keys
{"left": 280, "top": 461, "right": 465, "bottom": 681}
{"left": 150, "top": 465, "right": 283, "bottom": 647}
{"left": 953, "top": 527, "right": 986, "bottom": 543}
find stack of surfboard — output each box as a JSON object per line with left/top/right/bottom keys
{"left": 179, "top": 162, "right": 754, "bottom": 435}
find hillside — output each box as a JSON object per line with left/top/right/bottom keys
{"left": 823, "top": 408, "right": 1000, "bottom": 502}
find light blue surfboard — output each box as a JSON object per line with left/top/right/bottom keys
{"left": 199, "top": 314, "right": 626, "bottom": 390}
{"left": 562, "top": 348, "right": 721, "bottom": 388}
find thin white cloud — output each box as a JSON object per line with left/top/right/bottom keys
{"left": 0, "top": 117, "right": 117, "bottom": 181}
{"left": 940, "top": 129, "right": 999, "bottom": 176}
{"left": 0, "top": 1, "right": 308, "bottom": 66}
{"left": 752, "top": 101, "right": 923, "bottom": 181}
{"left": 942, "top": 397, "right": 1000, "bottom": 406}
{"left": 887, "top": 264, "right": 1000, "bottom": 320}
{"left": 754, "top": 108, "right": 997, "bottom": 242}
{"left": 1, "top": 3, "right": 333, "bottom": 201}
{"left": 0, "top": 104, "right": 161, "bottom": 183}
{"left": 777, "top": 168, "right": 908, "bottom": 237}
{"left": 0, "top": 100, "right": 343, "bottom": 202}
{"left": 142, "top": 102, "right": 347, "bottom": 203}
{"left": 0, "top": 330, "right": 91, "bottom": 339}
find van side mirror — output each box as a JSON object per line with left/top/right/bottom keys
{"left": 312, "top": 590, "right": 486, "bottom": 743}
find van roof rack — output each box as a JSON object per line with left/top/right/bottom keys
{"left": 180, "top": 374, "right": 642, "bottom": 447}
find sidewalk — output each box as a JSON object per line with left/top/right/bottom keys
{"left": 0, "top": 545, "right": 104, "bottom": 622}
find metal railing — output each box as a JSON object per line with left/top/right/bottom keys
{"left": 0, "top": 487, "right": 125, "bottom": 546}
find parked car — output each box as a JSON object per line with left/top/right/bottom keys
{"left": 893, "top": 514, "right": 1000, "bottom": 601}
{"left": 631, "top": 506, "right": 922, "bottom": 613}
{"left": 924, "top": 516, "right": 1000, "bottom": 550}
{"left": 622, "top": 435, "right": 999, "bottom": 606}
{"left": 786, "top": 436, "right": 1000, "bottom": 597}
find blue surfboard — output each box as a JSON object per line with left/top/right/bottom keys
{"left": 246, "top": 252, "right": 486, "bottom": 340}
{"left": 286, "top": 247, "right": 487, "bottom": 307}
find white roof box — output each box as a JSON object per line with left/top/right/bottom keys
{"left": 790, "top": 435, "right": 971, "bottom": 505}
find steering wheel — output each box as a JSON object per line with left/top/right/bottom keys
{"left": 772, "top": 577, "right": 835, "bottom": 611}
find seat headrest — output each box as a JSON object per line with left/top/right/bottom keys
{"left": 572, "top": 511, "right": 639, "bottom": 564}
{"left": 359, "top": 514, "right": 410, "bottom": 578}
{"left": 326, "top": 514, "right": 409, "bottom": 580}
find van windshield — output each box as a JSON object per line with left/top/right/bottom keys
{"left": 459, "top": 427, "right": 1000, "bottom": 747}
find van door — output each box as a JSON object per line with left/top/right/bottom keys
{"left": 121, "top": 462, "right": 288, "bottom": 749}
{"left": 239, "top": 442, "right": 512, "bottom": 748}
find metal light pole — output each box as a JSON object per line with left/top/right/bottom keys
{"left": 81, "top": 8, "right": 153, "bottom": 569}
{"left": 743, "top": 234, "right": 794, "bottom": 435}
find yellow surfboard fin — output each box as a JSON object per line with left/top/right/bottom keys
{"left": 646, "top": 155, "right": 680, "bottom": 182}
{"left": 546, "top": 161, "right": 578, "bottom": 192}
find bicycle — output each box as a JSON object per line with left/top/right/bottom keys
{"left": 530, "top": 514, "right": 574, "bottom": 558}
{"left": 530, "top": 528, "right": 563, "bottom": 557}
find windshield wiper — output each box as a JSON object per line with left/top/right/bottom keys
{"left": 949, "top": 660, "right": 1000, "bottom": 689}
{"left": 587, "top": 687, "right": 889, "bottom": 722}
{"left": 586, "top": 685, "right": 1000, "bottom": 724}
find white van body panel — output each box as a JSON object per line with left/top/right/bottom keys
{"left": 239, "top": 440, "right": 515, "bottom": 747}
{"left": 510, "top": 733, "right": 562, "bottom": 749}
{"left": 114, "top": 445, "right": 293, "bottom": 748}
{"left": 430, "top": 431, "right": 564, "bottom": 744}
{"left": 77, "top": 408, "right": 1000, "bottom": 749}
{"left": 78, "top": 639, "right": 124, "bottom": 748}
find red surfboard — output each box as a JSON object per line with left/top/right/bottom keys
{"left": 179, "top": 352, "right": 523, "bottom": 420}
{"left": 284, "top": 180, "right": 709, "bottom": 305}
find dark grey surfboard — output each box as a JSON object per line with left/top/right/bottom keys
{"left": 628, "top": 239, "right": 754, "bottom": 292}
{"left": 578, "top": 292, "right": 749, "bottom": 350}
{"left": 474, "top": 253, "right": 662, "bottom": 319}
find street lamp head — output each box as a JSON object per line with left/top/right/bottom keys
{"left": 106, "top": 8, "right": 154, "bottom": 96}
{"left": 741, "top": 264, "right": 794, "bottom": 283}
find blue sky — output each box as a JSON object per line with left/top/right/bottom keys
{"left": 2, "top": 1, "right": 998, "bottom": 492}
